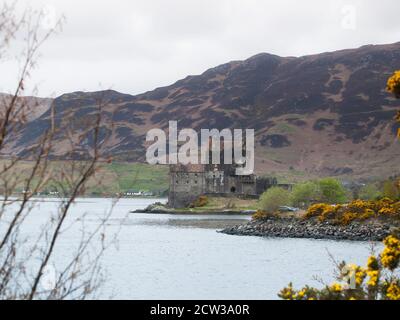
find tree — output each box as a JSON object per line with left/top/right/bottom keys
{"left": 290, "top": 178, "right": 347, "bottom": 208}
{"left": 382, "top": 180, "right": 399, "bottom": 200}
{"left": 290, "top": 181, "right": 320, "bottom": 208}
{"left": 318, "top": 178, "right": 347, "bottom": 204}
{"left": 359, "top": 183, "right": 382, "bottom": 201}
{"left": 0, "top": 4, "right": 116, "bottom": 300}
{"left": 259, "top": 187, "right": 291, "bottom": 212}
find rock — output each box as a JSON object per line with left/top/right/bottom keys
{"left": 134, "top": 203, "right": 175, "bottom": 214}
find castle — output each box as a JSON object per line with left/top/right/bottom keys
{"left": 168, "top": 163, "right": 281, "bottom": 208}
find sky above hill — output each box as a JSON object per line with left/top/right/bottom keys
{"left": 1, "top": 0, "right": 399, "bottom": 97}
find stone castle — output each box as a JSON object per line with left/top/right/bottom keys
{"left": 168, "top": 163, "right": 281, "bottom": 208}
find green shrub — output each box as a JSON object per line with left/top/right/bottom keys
{"left": 318, "top": 178, "right": 347, "bottom": 204}
{"left": 383, "top": 180, "right": 400, "bottom": 200}
{"left": 259, "top": 187, "right": 291, "bottom": 213}
{"left": 290, "top": 181, "right": 320, "bottom": 208}
{"left": 359, "top": 183, "right": 382, "bottom": 201}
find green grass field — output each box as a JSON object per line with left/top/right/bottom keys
{"left": 105, "top": 162, "right": 169, "bottom": 194}
{"left": 0, "top": 160, "right": 169, "bottom": 196}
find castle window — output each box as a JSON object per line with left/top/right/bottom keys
{"left": 194, "top": 181, "right": 198, "bottom": 184}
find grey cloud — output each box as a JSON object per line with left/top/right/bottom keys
{"left": 1, "top": 0, "right": 400, "bottom": 97}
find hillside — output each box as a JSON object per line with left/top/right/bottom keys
{"left": 2, "top": 42, "right": 400, "bottom": 180}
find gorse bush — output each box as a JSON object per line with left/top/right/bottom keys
{"left": 190, "top": 195, "right": 209, "bottom": 208}
{"left": 387, "top": 70, "right": 400, "bottom": 137}
{"left": 305, "top": 198, "right": 400, "bottom": 225}
{"left": 252, "top": 210, "right": 268, "bottom": 220}
{"left": 387, "top": 70, "right": 400, "bottom": 98}
{"left": 279, "top": 234, "right": 400, "bottom": 300}
{"left": 252, "top": 210, "right": 279, "bottom": 220}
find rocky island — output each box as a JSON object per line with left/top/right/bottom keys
{"left": 221, "top": 200, "right": 400, "bottom": 241}
{"left": 220, "top": 216, "right": 397, "bottom": 241}
{"left": 131, "top": 200, "right": 257, "bottom": 215}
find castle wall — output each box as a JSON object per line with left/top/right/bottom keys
{"left": 204, "top": 170, "right": 225, "bottom": 194}
{"left": 224, "top": 175, "right": 257, "bottom": 195}
{"left": 168, "top": 171, "right": 205, "bottom": 208}
{"left": 168, "top": 164, "right": 285, "bottom": 208}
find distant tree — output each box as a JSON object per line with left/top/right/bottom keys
{"left": 259, "top": 187, "right": 291, "bottom": 212}
{"left": 359, "top": 183, "right": 382, "bottom": 201}
{"left": 290, "top": 181, "right": 320, "bottom": 208}
{"left": 382, "top": 180, "right": 400, "bottom": 200}
{"left": 318, "top": 178, "right": 347, "bottom": 204}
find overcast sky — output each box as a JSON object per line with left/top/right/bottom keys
{"left": 1, "top": 0, "right": 400, "bottom": 97}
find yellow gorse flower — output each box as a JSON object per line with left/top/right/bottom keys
{"left": 296, "top": 290, "right": 306, "bottom": 299}
{"left": 367, "top": 256, "right": 379, "bottom": 271}
{"left": 366, "top": 270, "right": 379, "bottom": 287}
{"left": 304, "top": 199, "right": 400, "bottom": 225}
{"left": 386, "top": 282, "right": 400, "bottom": 300}
{"left": 279, "top": 283, "right": 296, "bottom": 300}
{"left": 387, "top": 70, "right": 400, "bottom": 97}
{"left": 381, "top": 235, "right": 400, "bottom": 271}
{"left": 344, "top": 264, "right": 366, "bottom": 286}
{"left": 330, "top": 283, "right": 343, "bottom": 292}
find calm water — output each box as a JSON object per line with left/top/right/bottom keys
{"left": 3, "top": 198, "right": 382, "bottom": 300}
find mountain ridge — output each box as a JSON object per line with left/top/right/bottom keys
{"left": 2, "top": 42, "right": 400, "bottom": 180}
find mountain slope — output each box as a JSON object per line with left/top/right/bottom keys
{"left": 4, "top": 42, "right": 400, "bottom": 180}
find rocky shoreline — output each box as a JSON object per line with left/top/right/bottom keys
{"left": 220, "top": 217, "right": 398, "bottom": 241}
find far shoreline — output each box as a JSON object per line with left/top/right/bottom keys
{"left": 0, "top": 196, "right": 168, "bottom": 203}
